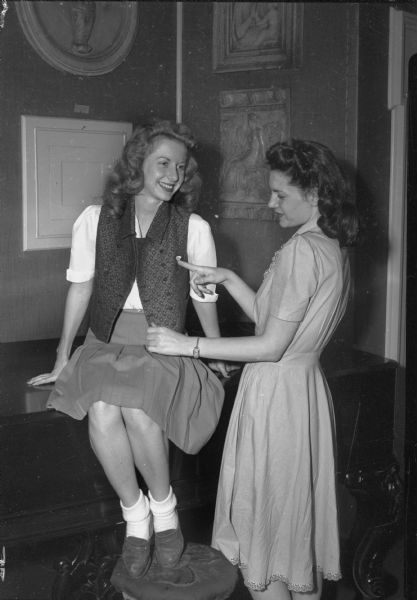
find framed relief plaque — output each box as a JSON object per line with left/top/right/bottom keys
{"left": 219, "top": 87, "right": 290, "bottom": 221}
{"left": 213, "top": 2, "right": 303, "bottom": 73}
{"left": 21, "top": 116, "right": 132, "bottom": 250}
{"left": 15, "top": 1, "right": 138, "bottom": 76}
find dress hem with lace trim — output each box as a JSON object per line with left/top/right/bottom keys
{"left": 229, "top": 557, "right": 342, "bottom": 592}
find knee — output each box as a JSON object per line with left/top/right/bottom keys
{"left": 88, "top": 401, "right": 122, "bottom": 434}
{"left": 122, "top": 407, "right": 161, "bottom": 436}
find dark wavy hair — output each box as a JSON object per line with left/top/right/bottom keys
{"left": 103, "top": 119, "right": 201, "bottom": 217}
{"left": 266, "top": 139, "right": 358, "bottom": 246}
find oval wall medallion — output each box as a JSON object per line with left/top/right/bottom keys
{"left": 15, "top": 1, "right": 138, "bottom": 76}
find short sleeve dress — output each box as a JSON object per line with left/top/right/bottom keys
{"left": 211, "top": 219, "right": 350, "bottom": 592}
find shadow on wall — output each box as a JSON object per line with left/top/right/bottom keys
{"left": 192, "top": 141, "right": 249, "bottom": 326}
{"left": 194, "top": 142, "right": 223, "bottom": 223}
{"left": 353, "top": 165, "right": 389, "bottom": 351}
{"left": 213, "top": 230, "right": 246, "bottom": 326}
{"left": 185, "top": 228, "right": 244, "bottom": 334}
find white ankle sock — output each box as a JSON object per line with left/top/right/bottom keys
{"left": 148, "top": 487, "right": 179, "bottom": 533}
{"left": 121, "top": 491, "right": 151, "bottom": 539}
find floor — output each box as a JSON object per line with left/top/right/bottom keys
{"left": 1, "top": 505, "right": 405, "bottom": 600}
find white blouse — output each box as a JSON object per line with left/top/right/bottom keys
{"left": 66, "top": 204, "right": 218, "bottom": 309}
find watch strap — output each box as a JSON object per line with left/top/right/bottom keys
{"left": 192, "top": 337, "right": 200, "bottom": 359}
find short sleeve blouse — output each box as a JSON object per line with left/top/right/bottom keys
{"left": 256, "top": 235, "right": 318, "bottom": 331}
{"left": 66, "top": 205, "right": 218, "bottom": 308}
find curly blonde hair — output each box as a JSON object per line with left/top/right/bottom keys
{"left": 103, "top": 119, "right": 201, "bottom": 216}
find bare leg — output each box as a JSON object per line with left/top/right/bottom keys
{"left": 88, "top": 401, "right": 140, "bottom": 507}
{"left": 121, "top": 406, "right": 170, "bottom": 501}
{"left": 292, "top": 572, "right": 323, "bottom": 600}
{"left": 240, "top": 567, "right": 291, "bottom": 600}
{"left": 248, "top": 581, "right": 291, "bottom": 600}
{"left": 247, "top": 575, "right": 323, "bottom": 600}
{"left": 121, "top": 406, "right": 183, "bottom": 567}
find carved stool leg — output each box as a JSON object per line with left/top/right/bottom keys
{"left": 51, "top": 526, "right": 123, "bottom": 600}
{"left": 345, "top": 462, "right": 403, "bottom": 599}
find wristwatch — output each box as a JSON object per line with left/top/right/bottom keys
{"left": 193, "top": 337, "right": 200, "bottom": 359}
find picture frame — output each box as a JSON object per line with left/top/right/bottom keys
{"left": 21, "top": 115, "right": 132, "bottom": 251}
{"left": 213, "top": 2, "right": 303, "bottom": 73}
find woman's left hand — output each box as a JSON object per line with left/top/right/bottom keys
{"left": 208, "top": 361, "right": 240, "bottom": 378}
{"left": 146, "top": 325, "right": 193, "bottom": 356}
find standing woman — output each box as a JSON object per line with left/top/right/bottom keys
{"left": 28, "top": 120, "right": 226, "bottom": 578}
{"left": 147, "top": 139, "right": 359, "bottom": 599}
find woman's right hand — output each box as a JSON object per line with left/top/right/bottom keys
{"left": 177, "top": 257, "right": 231, "bottom": 298}
{"left": 27, "top": 356, "right": 68, "bottom": 386}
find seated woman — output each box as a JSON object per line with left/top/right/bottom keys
{"left": 28, "top": 119, "right": 227, "bottom": 579}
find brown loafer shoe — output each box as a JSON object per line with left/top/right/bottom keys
{"left": 154, "top": 527, "right": 184, "bottom": 568}
{"left": 122, "top": 536, "right": 152, "bottom": 578}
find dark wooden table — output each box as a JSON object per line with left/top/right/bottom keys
{"left": 0, "top": 337, "right": 402, "bottom": 599}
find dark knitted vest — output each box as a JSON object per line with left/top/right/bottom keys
{"left": 90, "top": 199, "right": 190, "bottom": 342}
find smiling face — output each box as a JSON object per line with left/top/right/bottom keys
{"left": 141, "top": 137, "right": 188, "bottom": 203}
{"left": 268, "top": 170, "right": 318, "bottom": 228}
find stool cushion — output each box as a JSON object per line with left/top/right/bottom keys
{"left": 111, "top": 542, "right": 238, "bottom": 600}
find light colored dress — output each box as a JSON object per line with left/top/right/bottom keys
{"left": 212, "top": 218, "right": 350, "bottom": 592}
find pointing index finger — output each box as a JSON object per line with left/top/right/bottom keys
{"left": 176, "top": 257, "right": 201, "bottom": 273}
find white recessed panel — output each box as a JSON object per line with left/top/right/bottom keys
{"left": 22, "top": 116, "right": 132, "bottom": 250}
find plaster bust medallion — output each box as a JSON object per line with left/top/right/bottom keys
{"left": 15, "top": 1, "right": 138, "bottom": 76}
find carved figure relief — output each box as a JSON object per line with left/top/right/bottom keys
{"left": 213, "top": 2, "right": 303, "bottom": 72}
{"left": 231, "top": 2, "right": 279, "bottom": 52}
{"left": 219, "top": 88, "right": 290, "bottom": 220}
{"left": 69, "top": 1, "right": 96, "bottom": 55}
{"left": 15, "top": 1, "right": 138, "bottom": 76}
{"left": 221, "top": 111, "right": 269, "bottom": 204}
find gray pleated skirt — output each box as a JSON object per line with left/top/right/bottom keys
{"left": 47, "top": 310, "right": 225, "bottom": 454}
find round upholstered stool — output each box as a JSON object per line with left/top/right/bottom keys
{"left": 110, "top": 542, "right": 238, "bottom": 600}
